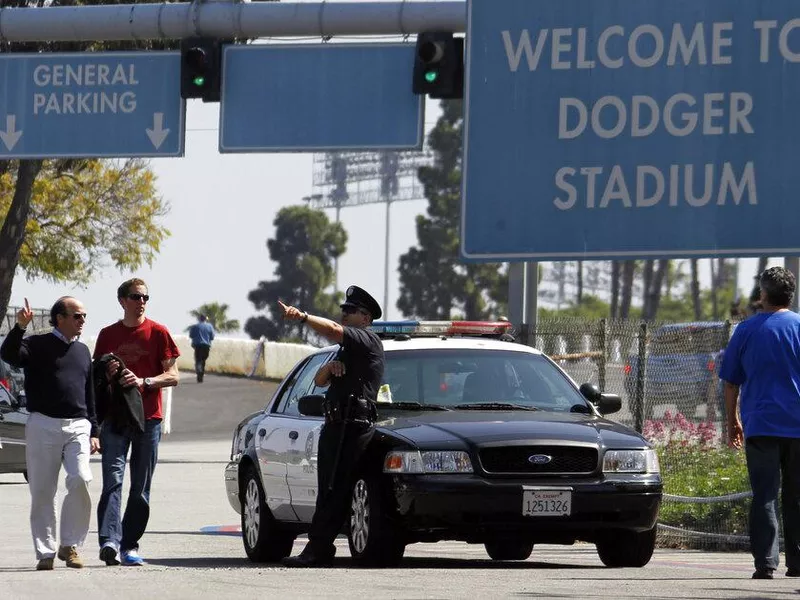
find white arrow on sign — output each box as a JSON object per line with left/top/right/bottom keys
{"left": 0, "top": 115, "right": 22, "bottom": 151}
{"left": 146, "top": 113, "right": 170, "bottom": 149}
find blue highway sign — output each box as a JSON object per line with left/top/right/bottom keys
{"left": 219, "top": 43, "right": 424, "bottom": 152}
{"left": 0, "top": 52, "right": 184, "bottom": 158}
{"left": 463, "top": 0, "right": 800, "bottom": 261}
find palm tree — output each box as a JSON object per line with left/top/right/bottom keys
{"left": 188, "top": 302, "right": 240, "bottom": 333}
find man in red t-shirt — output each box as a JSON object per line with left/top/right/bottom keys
{"left": 93, "top": 278, "right": 180, "bottom": 567}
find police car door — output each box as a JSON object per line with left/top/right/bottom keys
{"left": 285, "top": 368, "right": 331, "bottom": 523}
{"left": 279, "top": 351, "right": 331, "bottom": 523}
{"left": 259, "top": 351, "right": 330, "bottom": 522}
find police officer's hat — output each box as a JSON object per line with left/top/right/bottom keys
{"left": 340, "top": 285, "right": 382, "bottom": 320}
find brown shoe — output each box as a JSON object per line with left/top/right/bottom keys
{"left": 36, "top": 558, "right": 54, "bottom": 571}
{"left": 57, "top": 546, "right": 84, "bottom": 569}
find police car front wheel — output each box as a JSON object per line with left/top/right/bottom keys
{"left": 241, "top": 464, "right": 296, "bottom": 563}
{"left": 484, "top": 540, "right": 534, "bottom": 561}
{"left": 348, "top": 474, "right": 405, "bottom": 567}
{"left": 596, "top": 526, "right": 657, "bottom": 568}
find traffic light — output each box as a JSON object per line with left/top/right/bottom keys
{"left": 412, "top": 32, "right": 464, "bottom": 99}
{"left": 181, "top": 37, "right": 223, "bottom": 102}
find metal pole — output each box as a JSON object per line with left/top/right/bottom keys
{"left": 334, "top": 203, "right": 341, "bottom": 293}
{"left": 0, "top": 2, "right": 466, "bottom": 42}
{"left": 634, "top": 322, "right": 648, "bottom": 433}
{"left": 598, "top": 318, "right": 607, "bottom": 392}
{"left": 507, "top": 262, "right": 525, "bottom": 332}
{"left": 384, "top": 198, "right": 392, "bottom": 318}
{"left": 524, "top": 262, "right": 538, "bottom": 347}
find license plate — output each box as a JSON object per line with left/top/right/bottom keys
{"left": 522, "top": 488, "right": 572, "bottom": 516}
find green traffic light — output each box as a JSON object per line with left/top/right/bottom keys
{"left": 193, "top": 75, "right": 206, "bottom": 87}
{"left": 424, "top": 70, "right": 439, "bottom": 83}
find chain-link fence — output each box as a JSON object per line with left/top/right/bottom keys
{"left": 1, "top": 306, "right": 51, "bottom": 336}
{"left": 530, "top": 316, "right": 749, "bottom": 551}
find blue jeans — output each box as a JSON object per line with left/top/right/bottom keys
{"left": 745, "top": 436, "right": 800, "bottom": 571}
{"left": 97, "top": 419, "right": 161, "bottom": 553}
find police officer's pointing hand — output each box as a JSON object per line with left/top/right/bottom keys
{"left": 277, "top": 300, "right": 304, "bottom": 321}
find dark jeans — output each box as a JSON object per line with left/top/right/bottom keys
{"left": 193, "top": 345, "right": 210, "bottom": 381}
{"left": 97, "top": 419, "right": 162, "bottom": 553}
{"left": 745, "top": 436, "right": 800, "bottom": 571}
{"left": 306, "top": 420, "right": 374, "bottom": 555}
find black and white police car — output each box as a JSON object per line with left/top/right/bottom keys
{"left": 224, "top": 321, "right": 662, "bottom": 567}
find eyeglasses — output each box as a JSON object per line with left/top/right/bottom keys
{"left": 342, "top": 306, "right": 368, "bottom": 316}
{"left": 127, "top": 293, "right": 150, "bottom": 302}
{"left": 66, "top": 313, "right": 87, "bottom": 321}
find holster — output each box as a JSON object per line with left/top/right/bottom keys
{"left": 323, "top": 395, "right": 376, "bottom": 426}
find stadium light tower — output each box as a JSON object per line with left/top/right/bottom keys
{"left": 304, "top": 148, "right": 433, "bottom": 314}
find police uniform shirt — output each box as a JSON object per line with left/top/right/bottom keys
{"left": 326, "top": 326, "right": 384, "bottom": 406}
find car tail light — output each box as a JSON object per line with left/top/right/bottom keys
{"left": 0, "top": 377, "right": 9, "bottom": 392}
{"left": 623, "top": 364, "right": 632, "bottom": 375}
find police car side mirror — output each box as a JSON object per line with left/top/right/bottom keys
{"left": 297, "top": 394, "right": 326, "bottom": 417}
{"left": 579, "top": 383, "right": 601, "bottom": 402}
{"left": 596, "top": 394, "right": 622, "bottom": 415}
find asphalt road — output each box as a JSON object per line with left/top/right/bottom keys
{"left": 166, "top": 371, "right": 279, "bottom": 441}
{"left": 0, "top": 373, "right": 794, "bottom": 599}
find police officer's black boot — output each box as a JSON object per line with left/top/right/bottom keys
{"left": 281, "top": 544, "right": 335, "bottom": 568}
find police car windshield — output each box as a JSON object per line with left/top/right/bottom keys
{"left": 381, "top": 349, "right": 587, "bottom": 412}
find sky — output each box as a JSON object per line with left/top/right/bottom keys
{"left": 5, "top": 13, "right": 788, "bottom": 340}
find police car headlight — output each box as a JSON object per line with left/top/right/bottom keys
{"left": 603, "top": 449, "right": 660, "bottom": 474}
{"left": 383, "top": 450, "right": 473, "bottom": 474}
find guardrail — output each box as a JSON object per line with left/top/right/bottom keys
{"left": 81, "top": 335, "right": 318, "bottom": 435}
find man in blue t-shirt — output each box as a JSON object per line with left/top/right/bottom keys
{"left": 720, "top": 266, "right": 800, "bottom": 580}
{"left": 188, "top": 314, "right": 215, "bottom": 383}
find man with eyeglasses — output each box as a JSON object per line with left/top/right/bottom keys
{"left": 93, "top": 278, "right": 180, "bottom": 567}
{"left": 0, "top": 296, "right": 100, "bottom": 571}
{"left": 279, "top": 285, "right": 384, "bottom": 568}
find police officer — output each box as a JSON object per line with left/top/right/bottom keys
{"left": 278, "top": 285, "right": 384, "bottom": 568}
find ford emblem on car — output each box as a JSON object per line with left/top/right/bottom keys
{"left": 528, "top": 454, "right": 552, "bottom": 465}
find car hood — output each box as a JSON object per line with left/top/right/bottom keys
{"left": 375, "top": 410, "right": 648, "bottom": 449}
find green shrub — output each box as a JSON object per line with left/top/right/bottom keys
{"left": 645, "top": 412, "right": 751, "bottom": 547}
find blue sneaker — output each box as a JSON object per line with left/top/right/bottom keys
{"left": 120, "top": 549, "right": 145, "bottom": 566}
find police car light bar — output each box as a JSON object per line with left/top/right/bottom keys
{"left": 370, "top": 320, "right": 513, "bottom": 337}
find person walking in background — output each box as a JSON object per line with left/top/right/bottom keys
{"left": 720, "top": 266, "right": 800, "bottom": 580}
{"left": 188, "top": 314, "right": 215, "bottom": 383}
{"left": 93, "top": 278, "right": 180, "bottom": 567}
{"left": 0, "top": 297, "right": 99, "bottom": 571}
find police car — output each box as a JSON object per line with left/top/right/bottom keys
{"left": 224, "top": 321, "right": 662, "bottom": 567}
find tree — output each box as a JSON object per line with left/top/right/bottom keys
{"left": 245, "top": 206, "right": 346, "bottom": 342}
{"left": 188, "top": 302, "right": 240, "bottom": 334}
{"left": 641, "top": 260, "right": 669, "bottom": 321}
{"left": 397, "top": 100, "right": 507, "bottom": 320}
{"left": 690, "top": 259, "right": 702, "bottom": 320}
{"left": 0, "top": 0, "right": 177, "bottom": 318}
{"left": 619, "top": 261, "right": 636, "bottom": 318}
{"left": 0, "top": 159, "right": 168, "bottom": 314}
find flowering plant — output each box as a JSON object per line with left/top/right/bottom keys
{"left": 643, "top": 410, "right": 720, "bottom": 449}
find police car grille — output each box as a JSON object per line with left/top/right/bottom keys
{"left": 478, "top": 445, "right": 598, "bottom": 474}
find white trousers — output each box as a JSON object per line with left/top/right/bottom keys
{"left": 25, "top": 412, "right": 93, "bottom": 559}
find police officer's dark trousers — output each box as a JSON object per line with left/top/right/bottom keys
{"left": 307, "top": 420, "right": 374, "bottom": 555}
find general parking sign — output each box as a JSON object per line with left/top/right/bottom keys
{"left": 462, "top": 0, "right": 800, "bottom": 261}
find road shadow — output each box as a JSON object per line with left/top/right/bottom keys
{"left": 144, "top": 553, "right": 600, "bottom": 571}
